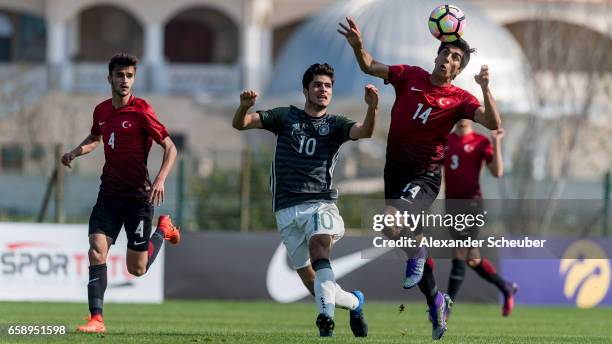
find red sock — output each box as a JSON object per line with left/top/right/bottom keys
{"left": 480, "top": 258, "right": 497, "bottom": 274}
{"left": 426, "top": 257, "right": 435, "bottom": 270}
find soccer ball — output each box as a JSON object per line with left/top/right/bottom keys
{"left": 428, "top": 5, "right": 466, "bottom": 42}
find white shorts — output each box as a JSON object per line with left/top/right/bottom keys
{"left": 275, "top": 202, "right": 345, "bottom": 269}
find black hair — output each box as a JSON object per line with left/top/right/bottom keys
{"left": 302, "top": 63, "right": 334, "bottom": 89}
{"left": 108, "top": 53, "right": 138, "bottom": 75}
{"left": 437, "top": 38, "right": 476, "bottom": 69}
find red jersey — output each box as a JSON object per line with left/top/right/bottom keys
{"left": 90, "top": 95, "right": 169, "bottom": 197}
{"left": 444, "top": 132, "right": 493, "bottom": 199}
{"left": 386, "top": 65, "right": 481, "bottom": 174}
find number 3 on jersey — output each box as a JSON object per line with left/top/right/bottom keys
{"left": 413, "top": 103, "right": 432, "bottom": 124}
{"left": 450, "top": 154, "right": 459, "bottom": 170}
{"left": 108, "top": 132, "right": 115, "bottom": 149}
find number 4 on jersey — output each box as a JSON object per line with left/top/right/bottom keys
{"left": 413, "top": 103, "right": 432, "bottom": 124}
{"left": 108, "top": 132, "right": 115, "bottom": 149}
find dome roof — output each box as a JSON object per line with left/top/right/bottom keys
{"left": 267, "top": 0, "right": 533, "bottom": 113}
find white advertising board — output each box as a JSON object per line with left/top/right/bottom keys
{"left": 0, "top": 222, "right": 163, "bottom": 303}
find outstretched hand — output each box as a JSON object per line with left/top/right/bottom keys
{"left": 338, "top": 17, "right": 363, "bottom": 49}
{"left": 364, "top": 84, "right": 379, "bottom": 108}
{"left": 240, "top": 90, "right": 257, "bottom": 108}
{"left": 474, "top": 65, "right": 490, "bottom": 89}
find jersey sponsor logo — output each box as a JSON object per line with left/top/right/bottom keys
{"left": 266, "top": 243, "right": 389, "bottom": 303}
{"left": 410, "top": 86, "right": 423, "bottom": 92}
{"left": 560, "top": 240, "right": 610, "bottom": 308}
{"left": 463, "top": 144, "right": 474, "bottom": 153}
{"left": 121, "top": 121, "right": 132, "bottom": 129}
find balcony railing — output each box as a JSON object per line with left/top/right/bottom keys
{"left": 70, "top": 62, "right": 240, "bottom": 94}
{"left": 0, "top": 64, "right": 48, "bottom": 117}
{"left": 166, "top": 63, "right": 241, "bottom": 94}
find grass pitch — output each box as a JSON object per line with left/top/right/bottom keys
{"left": 0, "top": 300, "right": 610, "bottom": 343}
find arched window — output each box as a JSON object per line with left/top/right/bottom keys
{"left": 165, "top": 7, "right": 238, "bottom": 63}
{"left": 506, "top": 20, "right": 612, "bottom": 72}
{"left": 76, "top": 5, "right": 143, "bottom": 61}
{"left": 0, "top": 12, "right": 13, "bottom": 61}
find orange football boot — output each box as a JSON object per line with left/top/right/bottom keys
{"left": 502, "top": 282, "right": 519, "bottom": 317}
{"left": 76, "top": 314, "right": 106, "bottom": 333}
{"left": 158, "top": 215, "right": 181, "bottom": 244}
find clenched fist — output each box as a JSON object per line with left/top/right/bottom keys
{"left": 474, "top": 65, "right": 490, "bottom": 89}
{"left": 240, "top": 90, "right": 257, "bottom": 108}
{"left": 61, "top": 151, "right": 77, "bottom": 168}
{"left": 364, "top": 84, "right": 379, "bottom": 108}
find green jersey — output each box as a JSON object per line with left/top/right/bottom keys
{"left": 258, "top": 106, "right": 356, "bottom": 212}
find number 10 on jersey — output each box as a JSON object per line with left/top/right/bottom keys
{"left": 298, "top": 136, "right": 316, "bottom": 156}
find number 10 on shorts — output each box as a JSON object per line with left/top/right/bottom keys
{"left": 316, "top": 211, "right": 333, "bottom": 231}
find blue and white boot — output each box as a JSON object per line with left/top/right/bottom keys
{"left": 429, "top": 291, "right": 450, "bottom": 340}
{"left": 403, "top": 247, "right": 427, "bottom": 289}
{"left": 349, "top": 290, "right": 368, "bottom": 337}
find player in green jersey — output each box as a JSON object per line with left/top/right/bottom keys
{"left": 233, "top": 63, "right": 378, "bottom": 338}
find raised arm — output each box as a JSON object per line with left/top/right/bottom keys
{"left": 486, "top": 128, "right": 504, "bottom": 178}
{"left": 149, "top": 136, "right": 178, "bottom": 206}
{"left": 232, "top": 90, "right": 263, "bottom": 130}
{"left": 473, "top": 65, "right": 502, "bottom": 130}
{"left": 61, "top": 133, "right": 102, "bottom": 168}
{"left": 338, "top": 17, "right": 389, "bottom": 80}
{"left": 349, "top": 85, "right": 379, "bottom": 139}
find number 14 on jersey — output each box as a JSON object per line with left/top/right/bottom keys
{"left": 413, "top": 103, "right": 432, "bottom": 124}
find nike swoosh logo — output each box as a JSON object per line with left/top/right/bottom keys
{"left": 88, "top": 277, "right": 99, "bottom": 284}
{"left": 99, "top": 121, "right": 105, "bottom": 126}
{"left": 134, "top": 241, "right": 146, "bottom": 246}
{"left": 266, "top": 242, "right": 390, "bottom": 303}
{"left": 400, "top": 196, "right": 414, "bottom": 203}
{"left": 108, "top": 282, "right": 135, "bottom": 288}
{"left": 411, "top": 86, "right": 423, "bottom": 92}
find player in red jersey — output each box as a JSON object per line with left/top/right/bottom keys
{"left": 61, "top": 54, "right": 180, "bottom": 333}
{"left": 444, "top": 120, "right": 518, "bottom": 317}
{"left": 339, "top": 17, "right": 501, "bottom": 339}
